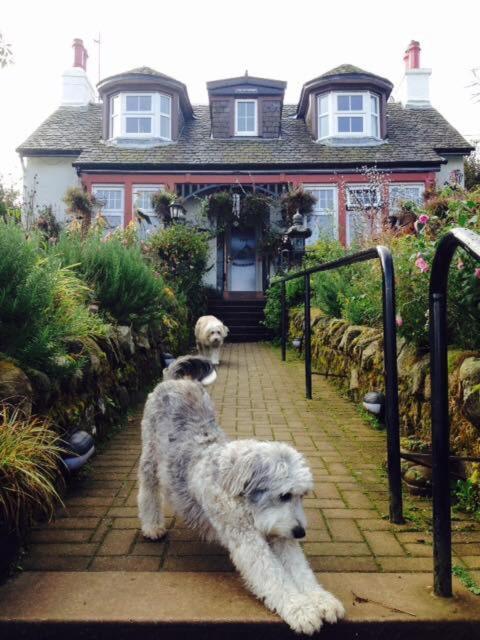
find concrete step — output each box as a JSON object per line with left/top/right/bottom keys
{"left": 0, "top": 571, "right": 478, "bottom": 639}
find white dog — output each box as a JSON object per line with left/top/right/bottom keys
{"left": 138, "top": 355, "right": 344, "bottom": 635}
{"left": 195, "top": 315, "right": 228, "bottom": 365}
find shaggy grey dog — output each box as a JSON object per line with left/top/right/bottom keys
{"left": 138, "top": 355, "right": 344, "bottom": 634}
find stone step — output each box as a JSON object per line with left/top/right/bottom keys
{"left": 0, "top": 571, "right": 478, "bottom": 639}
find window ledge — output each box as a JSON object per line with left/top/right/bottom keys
{"left": 106, "top": 137, "right": 175, "bottom": 149}
{"left": 317, "top": 136, "right": 386, "bottom": 147}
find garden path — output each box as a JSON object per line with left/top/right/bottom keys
{"left": 1, "top": 343, "right": 480, "bottom": 636}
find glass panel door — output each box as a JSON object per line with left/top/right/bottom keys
{"left": 228, "top": 226, "right": 257, "bottom": 291}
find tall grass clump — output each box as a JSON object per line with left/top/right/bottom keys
{"left": 0, "top": 404, "right": 63, "bottom": 530}
{"left": 0, "top": 222, "right": 107, "bottom": 375}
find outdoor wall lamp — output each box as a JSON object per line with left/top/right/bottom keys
{"left": 169, "top": 200, "right": 186, "bottom": 223}
{"left": 285, "top": 211, "right": 312, "bottom": 266}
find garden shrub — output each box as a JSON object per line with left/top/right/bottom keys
{"left": 146, "top": 224, "right": 210, "bottom": 322}
{"left": 0, "top": 222, "right": 107, "bottom": 376}
{"left": 52, "top": 231, "right": 170, "bottom": 327}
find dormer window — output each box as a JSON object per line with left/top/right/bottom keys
{"left": 317, "top": 91, "right": 380, "bottom": 140}
{"left": 235, "top": 99, "right": 258, "bottom": 136}
{"left": 109, "top": 92, "right": 172, "bottom": 140}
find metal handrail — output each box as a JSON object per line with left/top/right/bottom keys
{"left": 275, "top": 246, "right": 403, "bottom": 524}
{"left": 429, "top": 228, "right": 480, "bottom": 597}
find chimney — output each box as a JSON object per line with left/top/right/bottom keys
{"left": 403, "top": 40, "right": 431, "bottom": 108}
{"left": 73, "top": 38, "right": 88, "bottom": 71}
{"left": 61, "top": 38, "right": 96, "bottom": 106}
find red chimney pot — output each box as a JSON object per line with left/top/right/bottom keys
{"left": 72, "top": 38, "right": 88, "bottom": 71}
{"left": 404, "top": 40, "right": 421, "bottom": 71}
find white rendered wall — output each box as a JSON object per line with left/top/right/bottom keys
{"left": 437, "top": 156, "right": 465, "bottom": 187}
{"left": 23, "top": 156, "right": 80, "bottom": 223}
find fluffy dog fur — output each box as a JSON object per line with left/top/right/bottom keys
{"left": 138, "top": 356, "right": 344, "bottom": 634}
{"left": 195, "top": 315, "right": 229, "bottom": 365}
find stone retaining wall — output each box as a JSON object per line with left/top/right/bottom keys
{"left": 289, "top": 308, "right": 480, "bottom": 459}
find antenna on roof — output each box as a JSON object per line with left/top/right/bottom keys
{"left": 94, "top": 33, "right": 101, "bottom": 83}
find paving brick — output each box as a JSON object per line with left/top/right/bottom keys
{"left": 379, "top": 557, "right": 433, "bottom": 571}
{"left": 27, "top": 529, "right": 92, "bottom": 543}
{"left": 342, "top": 491, "right": 373, "bottom": 509}
{"left": 403, "top": 542, "right": 433, "bottom": 557}
{"left": 327, "top": 519, "right": 364, "bottom": 542}
{"left": 98, "top": 530, "right": 137, "bottom": 555}
{"left": 47, "top": 517, "right": 100, "bottom": 530}
{"left": 21, "top": 556, "right": 91, "bottom": 571}
{"left": 162, "top": 556, "right": 234, "bottom": 571}
{"left": 90, "top": 556, "right": 160, "bottom": 571}
{"left": 363, "top": 531, "right": 405, "bottom": 556}
{"left": 28, "top": 543, "right": 98, "bottom": 557}
{"left": 132, "top": 542, "right": 166, "bottom": 556}
{"left": 322, "top": 508, "right": 377, "bottom": 519}
{"left": 303, "top": 542, "right": 370, "bottom": 556}
{"left": 310, "top": 557, "right": 378, "bottom": 572}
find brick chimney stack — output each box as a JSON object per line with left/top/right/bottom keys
{"left": 73, "top": 38, "right": 88, "bottom": 71}
{"left": 62, "top": 37, "right": 95, "bottom": 106}
{"left": 402, "top": 40, "right": 431, "bottom": 109}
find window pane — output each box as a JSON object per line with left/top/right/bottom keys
{"left": 351, "top": 116, "right": 363, "bottom": 132}
{"left": 370, "top": 94, "right": 378, "bottom": 114}
{"left": 94, "top": 189, "right": 122, "bottom": 212}
{"left": 160, "top": 115, "right": 170, "bottom": 139}
{"left": 138, "top": 96, "right": 151, "bottom": 111}
{"left": 319, "top": 115, "right": 329, "bottom": 137}
{"left": 160, "top": 94, "right": 171, "bottom": 114}
{"left": 306, "top": 213, "right": 334, "bottom": 244}
{"left": 111, "top": 95, "right": 119, "bottom": 115}
{"left": 126, "top": 117, "right": 152, "bottom": 133}
{"left": 337, "top": 95, "right": 350, "bottom": 111}
{"left": 371, "top": 114, "right": 379, "bottom": 137}
{"left": 338, "top": 117, "right": 350, "bottom": 132}
{"left": 104, "top": 215, "right": 123, "bottom": 230}
{"left": 350, "top": 95, "right": 363, "bottom": 110}
{"left": 126, "top": 95, "right": 139, "bottom": 111}
{"left": 319, "top": 94, "right": 329, "bottom": 114}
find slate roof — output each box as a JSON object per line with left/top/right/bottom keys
{"left": 17, "top": 102, "right": 472, "bottom": 169}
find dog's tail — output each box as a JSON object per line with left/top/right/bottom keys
{"left": 163, "top": 355, "right": 217, "bottom": 386}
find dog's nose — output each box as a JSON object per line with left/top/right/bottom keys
{"left": 292, "top": 526, "right": 306, "bottom": 539}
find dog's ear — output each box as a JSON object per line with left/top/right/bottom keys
{"left": 221, "top": 451, "right": 270, "bottom": 497}
{"left": 221, "top": 324, "right": 229, "bottom": 338}
{"left": 164, "top": 355, "right": 216, "bottom": 385}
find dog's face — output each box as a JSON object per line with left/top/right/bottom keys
{"left": 249, "top": 488, "right": 309, "bottom": 540}
{"left": 207, "top": 325, "right": 226, "bottom": 348}
{"left": 222, "top": 441, "right": 313, "bottom": 540}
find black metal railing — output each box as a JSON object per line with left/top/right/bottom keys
{"left": 276, "top": 246, "right": 404, "bottom": 524}
{"left": 429, "top": 228, "right": 480, "bottom": 597}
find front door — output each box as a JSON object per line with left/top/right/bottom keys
{"left": 227, "top": 226, "right": 257, "bottom": 292}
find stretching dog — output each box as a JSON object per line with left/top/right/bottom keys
{"left": 195, "top": 315, "right": 228, "bottom": 365}
{"left": 138, "top": 355, "right": 344, "bottom": 634}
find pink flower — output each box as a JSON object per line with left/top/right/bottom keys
{"left": 475, "top": 268, "right": 480, "bottom": 279}
{"left": 418, "top": 214, "right": 429, "bottom": 224}
{"left": 415, "top": 256, "right": 430, "bottom": 273}
{"left": 395, "top": 314, "right": 403, "bottom": 327}
{"left": 457, "top": 259, "right": 464, "bottom": 270}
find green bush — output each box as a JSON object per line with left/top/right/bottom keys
{"left": 52, "top": 232, "right": 169, "bottom": 327}
{"left": 0, "top": 222, "right": 107, "bottom": 376}
{"left": 146, "top": 224, "right": 210, "bottom": 322}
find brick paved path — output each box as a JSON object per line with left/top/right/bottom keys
{"left": 24, "top": 343, "right": 480, "bottom": 577}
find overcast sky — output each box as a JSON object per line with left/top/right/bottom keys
{"left": 1, "top": 0, "right": 479, "bottom": 190}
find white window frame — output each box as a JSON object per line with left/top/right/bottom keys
{"left": 388, "top": 183, "right": 425, "bottom": 215}
{"left": 317, "top": 91, "right": 381, "bottom": 140}
{"left": 132, "top": 185, "right": 165, "bottom": 237}
{"left": 92, "top": 184, "right": 125, "bottom": 230}
{"left": 346, "top": 184, "right": 382, "bottom": 247}
{"left": 109, "top": 92, "right": 172, "bottom": 141}
{"left": 303, "top": 185, "right": 339, "bottom": 243}
{"left": 346, "top": 184, "right": 381, "bottom": 209}
{"left": 235, "top": 99, "right": 258, "bottom": 136}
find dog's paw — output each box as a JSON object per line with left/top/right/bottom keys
{"left": 281, "top": 594, "right": 323, "bottom": 635}
{"left": 311, "top": 590, "right": 345, "bottom": 624}
{"left": 141, "top": 525, "right": 167, "bottom": 540}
